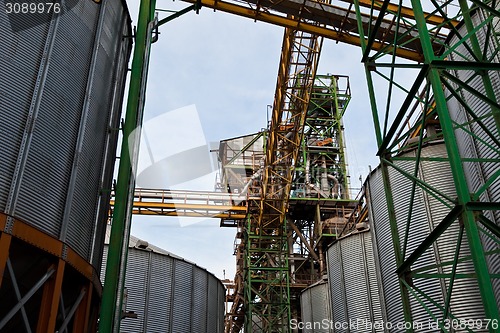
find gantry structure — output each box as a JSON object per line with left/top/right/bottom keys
{"left": 102, "top": 0, "right": 500, "bottom": 332}
{"left": 216, "top": 74, "right": 359, "bottom": 332}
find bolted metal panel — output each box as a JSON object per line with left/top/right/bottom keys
{"left": 300, "top": 280, "right": 331, "bottom": 333}
{"left": 91, "top": 0, "right": 132, "bottom": 273}
{"left": 171, "top": 260, "right": 194, "bottom": 332}
{"left": 147, "top": 252, "right": 173, "bottom": 332}
{"left": 207, "top": 272, "right": 220, "bottom": 331}
{"left": 327, "top": 238, "right": 347, "bottom": 333}
{"left": 14, "top": 0, "right": 99, "bottom": 249}
{"left": 300, "top": 287, "right": 313, "bottom": 333}
{"left": 218, "top": 282, "right": 226, "bottom": 332}
{"left": 0, "top": 0, "right": 131, "bottom": 264}
{"left": 327, "top": 231, "right": 383, "bottom": 333}
{"left": 121, "top": 249, "right": 149, "bottom": 332}
{"left": 366, "top": 168, "right": 404, "bottom": 329}
{"left": 192, "top": 268, "right": 209, "bottom": 333}
{"left": 66, "top": 0, "right": 131, "bottom": 264}
{"left": 0, "top": 10, "right": 49, "bottom": 209}
{"left": 368, "top": 143, "right": 492, "bottom": 330}
{"left": 104, "top": 234, "right": 225, "bottom": 333}
{"left": 447, "top": 7, "right": 500, "bottom": 306}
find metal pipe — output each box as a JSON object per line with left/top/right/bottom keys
{"left": 327, "top": 174, "right": 339, "bottom": 198}
{"left": 321, "top": 156, "right": 329, "bottom": 192}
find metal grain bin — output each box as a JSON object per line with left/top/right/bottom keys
{"left": 0, "top": 0, "right": 131, "bottom": 266}
{"left": 326, "top": 229, "right": 384, "bottom": 333}
{"left": 0, "top": 0, "right": 131, "bottom": 331}
{"left": 446, "top": 7, "right": 500, "bottom": 304}
{"left": 299, "top": 279, "right": 332, "bottom": 333}
{"left": 102, "top": 233, "right": 226, "bottom": 333}
{"left": 367, "top": 142, "right": 492, "bottom": 331}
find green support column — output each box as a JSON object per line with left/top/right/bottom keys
{"left": 409, "top": 0, "right": 499, "bottom": 322}
{"left": 99, "top": 0, "right": 156, "bottom": 332}
{"left": 352, "top": 0, "right": 415, "bottom": 326}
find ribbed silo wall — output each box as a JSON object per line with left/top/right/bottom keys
{"left": 326, "top": 230, "right": 383, "bottom": 333}
{"left": 446, "top": 7, "right": 500, "bottom": 305}
{"left": 102, "top": 236, "right": 226, "bottom": 333}
{"left": 367, "top": 142, "right": 494, "bottom": 331}
{"left": 0, "top": 0, "right": 131, "bottom": 269}
{"left": 299, "top": 280, "right": 332, "bottom": 333}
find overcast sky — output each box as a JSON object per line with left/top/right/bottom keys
{"left": 125, "top": 0, "right": 380, "bottom": 280}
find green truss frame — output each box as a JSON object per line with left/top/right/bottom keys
{"left": 354, "top": 0, "right": 500, "bottom": 331}
{"left": 295, "top": 74, "right": 352, "bottom": 199}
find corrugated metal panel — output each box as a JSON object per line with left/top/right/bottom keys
{"left": 368, "top": 143, "right": 492, "bottom": 331}
{"left": 0, "top": 9, "right": 49, "bottom": 209}
{"left": 121, "top": 249, "right": 149, "bottom": 332}
{"left": 367, "top": 169, "right": 404, "bottom": 329}
{"left": 0, "top": 0, "right": 131, "bottom": 263}
{"left": 327, "top": 239, "right": 347, "bottom": 333}
{"left": 311, "top": 282, "right": 331, "bottom": 333}
{"left": 327, "top": 231, "right": 383, "bottom": 333}
{"left": 300, "top": 288, "right": 313, "bottom": 333}
{"left": 147, "top": 252, "right": 173, "bottom": 332}
{"left": 391, "top": 152, "right": 443, "bottom": 329}
{"left": 15, "top": 0, "right": 99, "bottom": 248}
{"left": 207, "top": 273, "right": 220, "bottom": 332}
{"left": 104, "top": 234, "right": 225, "bottom": 333}
{"left": 171, "top": 260, "right": 194, "bottom": 332}
{"left": 91, "top": 0, "right": 132, "bottom": 272}
{"left": 447, "top": 8, "right": 500, "bottom": 307}
{"left": 218, "top": 280, "right": 226, "bottom": 332}
{"left": 192, "top": 269, "right": 209, "bottom": 332}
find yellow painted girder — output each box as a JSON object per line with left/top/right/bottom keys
{"left": 110, "top": 193, "right": 248, "bottom": 218}
{"left": 129, "top": 210, "right": 247, "bottom": 219}
{"left": 180, "top": 0, "right": 455, "bottom": 62}
{"left": 347, "top": 0, "right": 459, "bottom": 26}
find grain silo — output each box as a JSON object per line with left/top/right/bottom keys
{"left": 446, "top": 6, "right": 500, "bottom": 304}
{"left": 326, "top": 228, "right": 384, "bottom": 333}
{"left": 299, "top": 278, "right": 332, "bottom": 333}
{"left": 367, "top": 142, "right": 497, "bottom": 331}
{"left": 102, "top": 232, "right": 226, "bottom": 333}
{"left": 0, "top": 0, "right": 131, "bottom": 331}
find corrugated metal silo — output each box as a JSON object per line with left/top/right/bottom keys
{"left": 446, "top": 7, "right": 500, "bottom": 304}
{"left": 102, "top": 233, "right": 226, "bottom": 333}
{"left": 367, "top": 142, "right": 496, "bottom": 331}
{"left": 0, "top": 0, "right": 131, "bottom": 331}
{"left": 299, "top": 279, "right": 332, "bottom": 333}
{"left": 326, "top": 229, "right": 384, "bottom": 333}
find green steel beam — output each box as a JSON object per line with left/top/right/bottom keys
{"left": 376, "top": 66, "right": 429, "bottom": 155}
{"left": 353, "top": 0, "right": 415, "bottom": 326}
{"left": 478, "top": 214, "right": 500, "bottom": 239}
{"left": 355, "top": 0, "right": 500, "bottom": 329}
{"left": 157, "top": 4, "right": 200, "bottom": 26}
{"left": 99, "top": 0, "right": 156, "bottom": 332}
{"left": 442, "top": 225, "right": 464, "bottom": 320}
{"left": 99, "top": 2, "right": 201, "bottom": 332}
{"left": 410, "top": 0, "right": 500, "bottom": 323}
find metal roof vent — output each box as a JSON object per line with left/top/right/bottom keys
{"left": 135, "top": 240, "right": 149, "bottom": 249}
